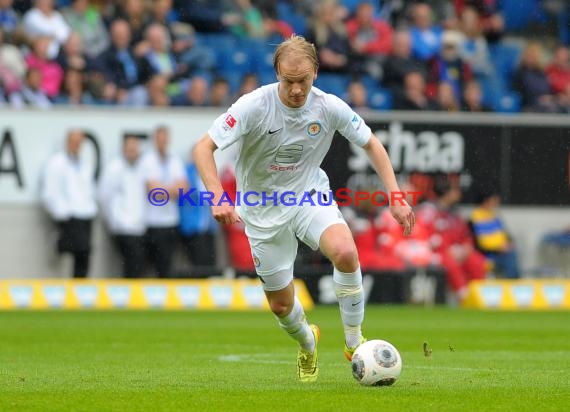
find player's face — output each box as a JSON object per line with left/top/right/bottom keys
{"left": 277, "top": 55, "right": 317, "bottom": 108}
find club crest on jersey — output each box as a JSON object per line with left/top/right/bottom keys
{"left": 306, "top": 121, "right": 322, "bottom": 137}
{"left": 252, "top": 254, "right": 261, "bottom": 268}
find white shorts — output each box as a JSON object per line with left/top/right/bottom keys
{"left": 246, "top": 204, "right": 347, "bottom": 291}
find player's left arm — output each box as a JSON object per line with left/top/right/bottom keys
{"left": 362, "top": 136, "right": 415, "bottom": 236}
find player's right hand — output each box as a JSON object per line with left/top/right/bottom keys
{"left": 211, "top": 205, "right": 242, "bottom": 225}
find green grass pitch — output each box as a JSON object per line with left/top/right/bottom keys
{"left": 1, "top": 306, "right": 569, "bottom": 412}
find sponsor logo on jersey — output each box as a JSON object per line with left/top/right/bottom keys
{"left": 351, "top": 113, "right": 362, "bottom": 131}
{"left": 306, "top": 121, "right": 321, "bottom": 137}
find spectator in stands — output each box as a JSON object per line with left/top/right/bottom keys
{"left": 115, "top": 0, "right": 151, "bottom": 50}
{"left": 469, "top": 189, "right": 520, "bottom": 279}
{"left": 393, "top": 70, "right": 440, "bottom": 111}
{"left": 179, "top": 152, "right": 219, "bottom": 274}
{"left": 235, "top": 72, "right": 259, "bottom": 99}
{"left": 346, "top": 79, "right": 369, "bottom": 109}
{"left": 345, "top": 1, "right": 393, "bottom": 79}
{"left": 209, "top": 76, "right": 231, "bottom": 106}
{"left": 453, "top": 0, "right": 504, "bottom": 43}
{"left": 0, "top": 0, "right": 19, "bottom": 36}
{"left": 145, "top": 73, "right": 170, "bottom": 106}
{"left": 149, "top": 0, "right": 216, "bottom": 77}
{"left": 22, "top": 0, "right": 71, "bottom": 59}
{"left": 416, "top": 176, "right": 486, "bottom": 301}
{"left": 99, "top": 19, "right": 145, "bottom": 105}
{"left": 56, "top": 31, "right": 90, "bottom": 72}
{"left": 25, "top": 36, "right": 64, "bottom": 98}
{"left": 0, "top": 28, "right": 25, "bottom": 95}
{"left": 409, "top": 2, "right": 443, "bottom": 61}
{"left": 138, "top": 23, "right": 186, "bottom": 87}
{"left": 171, "top": 75, "right": 209, "bottom": 106}
{"left": 42, "top": 129, "right": 97, "bottom": 278}
{"left": 9, "top": 66, "right": 52, "bottom": 108}
{"left": 99, "top": 135, "right": 147, "bottom": 278}
{"left": 459, "top": 6, "right": 494, "bottom": 79}
{"left": 53, "top": 68, "right": 94, "bottom": 105}
{"left": 461, "top": 79, "right": 491, "bottom": 112}
{"left": 513, "top": 42, "right": 561, "bottom": 113}
{"left": 307, "top": 0, "right": 357, "bottom": 74}
{"left": 142, "top": 126, "right": 188, "bottom": 278}
{"left": 61, "top": 0, "right": 109, "bottom": 59}
{"left": 176, "top": 0, "right": 241, "bottom": 33}
{"left": 428, "top": 30, "right": 472, "bottom": 103}
{"left": 382, "top": 30, "right": 427, "bottom": 96}
{"left": 436, "top": 81, "right": 460, "bottom": 111}
{"left": 230, "top": 0, "right": 265, "bottom": 39}
{"left": 546, "top": 45, "right": 570, "bottom": 108}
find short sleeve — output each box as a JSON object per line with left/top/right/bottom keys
{"left": 328, "top": 95, "right": 371, "bottom": 147}
{"left": 208, "top": 92, "right": 260, "bottom": 150}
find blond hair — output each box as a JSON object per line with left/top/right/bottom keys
{"left": 273, "top": 35, "right": 318, "bottom": 74}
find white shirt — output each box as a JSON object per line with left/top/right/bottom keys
{"left": 99, "top": 157, "right": 146, "bottom": 235}
{"left": 208, "top": 83, "right": 372, "bottom": 230}
{"left": 22, "top": 8, "right": 71, "bottom": 59}
{"left": 42, "top": 152, "right": 97, "bottom": 221}
{"left": 142, "top": 150, "right": 186, "bottom": 228}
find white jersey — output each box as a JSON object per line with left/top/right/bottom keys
{"left": 208, "top": 83, "right": 371, "bottom": 230}
{"left": 98, "top": 157, "right": 147, "bottom": 236}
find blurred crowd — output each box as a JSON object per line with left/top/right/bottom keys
{"left": 44, "top": 128, "right": 523, "bottom": 304}
{"left": 1, "top": 0, "right": 570, "bottom": 112}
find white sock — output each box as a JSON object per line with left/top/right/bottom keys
{"left": 334, "top": 267, "right": 364, "bottom": 348}
{"left": 276, "top": 296, "right": 315, "bottom": 352}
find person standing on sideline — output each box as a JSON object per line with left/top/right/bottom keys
{"left": 143, "top": 126, "right": 188, "bottom": 278}
{"left": 99, "top": 135, "right": 147, "bottom": 278}
{"left": 42, "top": 129, "right": 97, "bottom": 278}
{"left": 193, "top": 35, "right": 415, "bottom": 382}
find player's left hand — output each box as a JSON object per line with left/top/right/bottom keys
{"left": 389, "top": 200, "right": 415, "bottom": 237}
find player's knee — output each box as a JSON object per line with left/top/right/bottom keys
{"left": 269, "top": 299, "right": 293, "bottom": 317}
{"left": 329, "top": 245, "right": 359, "bottom": 272}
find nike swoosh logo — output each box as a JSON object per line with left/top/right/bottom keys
{"left": 268, "top": 128, "right": 283, "bottom": 135}
{"left": 352, "top": 301, "right": 362, "bottom": 307}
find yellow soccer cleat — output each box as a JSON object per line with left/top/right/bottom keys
{"left": 344, "top": 336, "right": 367, "bottom": 362}
{"left": 297, "top": 324, "right": 320, "bottom": 382}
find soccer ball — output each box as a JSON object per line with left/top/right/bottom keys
{"left": 351, "top": 339, "right": 402, "bottom": 386}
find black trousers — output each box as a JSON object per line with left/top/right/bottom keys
{"left": 113, "top": 234, "right": 146, "bottom": 278}
{"left": 57, "top": 218, "right": 92, "bottom": 278}
{"left": 182, "top": 232, "right": 216, "bottom": 267}
{"left": 145, "top": 227, "right": 177, "bottom": 278}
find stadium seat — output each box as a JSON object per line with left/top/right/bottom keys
{"left": 314, "top": 73, "right": 349, "bottom": 96}
{"left": 369, "top": 88, "right": 393, "bottom": 111}
{"left": 489, "top": 43, "right": 523, "bottom": 83}
{"left": 501, "top": 0, "right": 541, "bottom": 31}
{"left": 276, "top": 2, "right": 308, "bottom": 35}
{"left": 493, "top": 91, "right": 522, "bottom": 113}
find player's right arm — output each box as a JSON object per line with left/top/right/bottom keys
{"left": 192, "top": 133, "right": 241, "bottom": 225}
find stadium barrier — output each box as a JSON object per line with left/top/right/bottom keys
{"left": 462, "top": 279, "right": 570, "bottom": 310}
{"left": 0, "top": 279, "right": 314, "bottom": 310}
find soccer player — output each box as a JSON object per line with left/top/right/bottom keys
{"left": 193, "top": 35, "right": 415, "bottom": 382}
